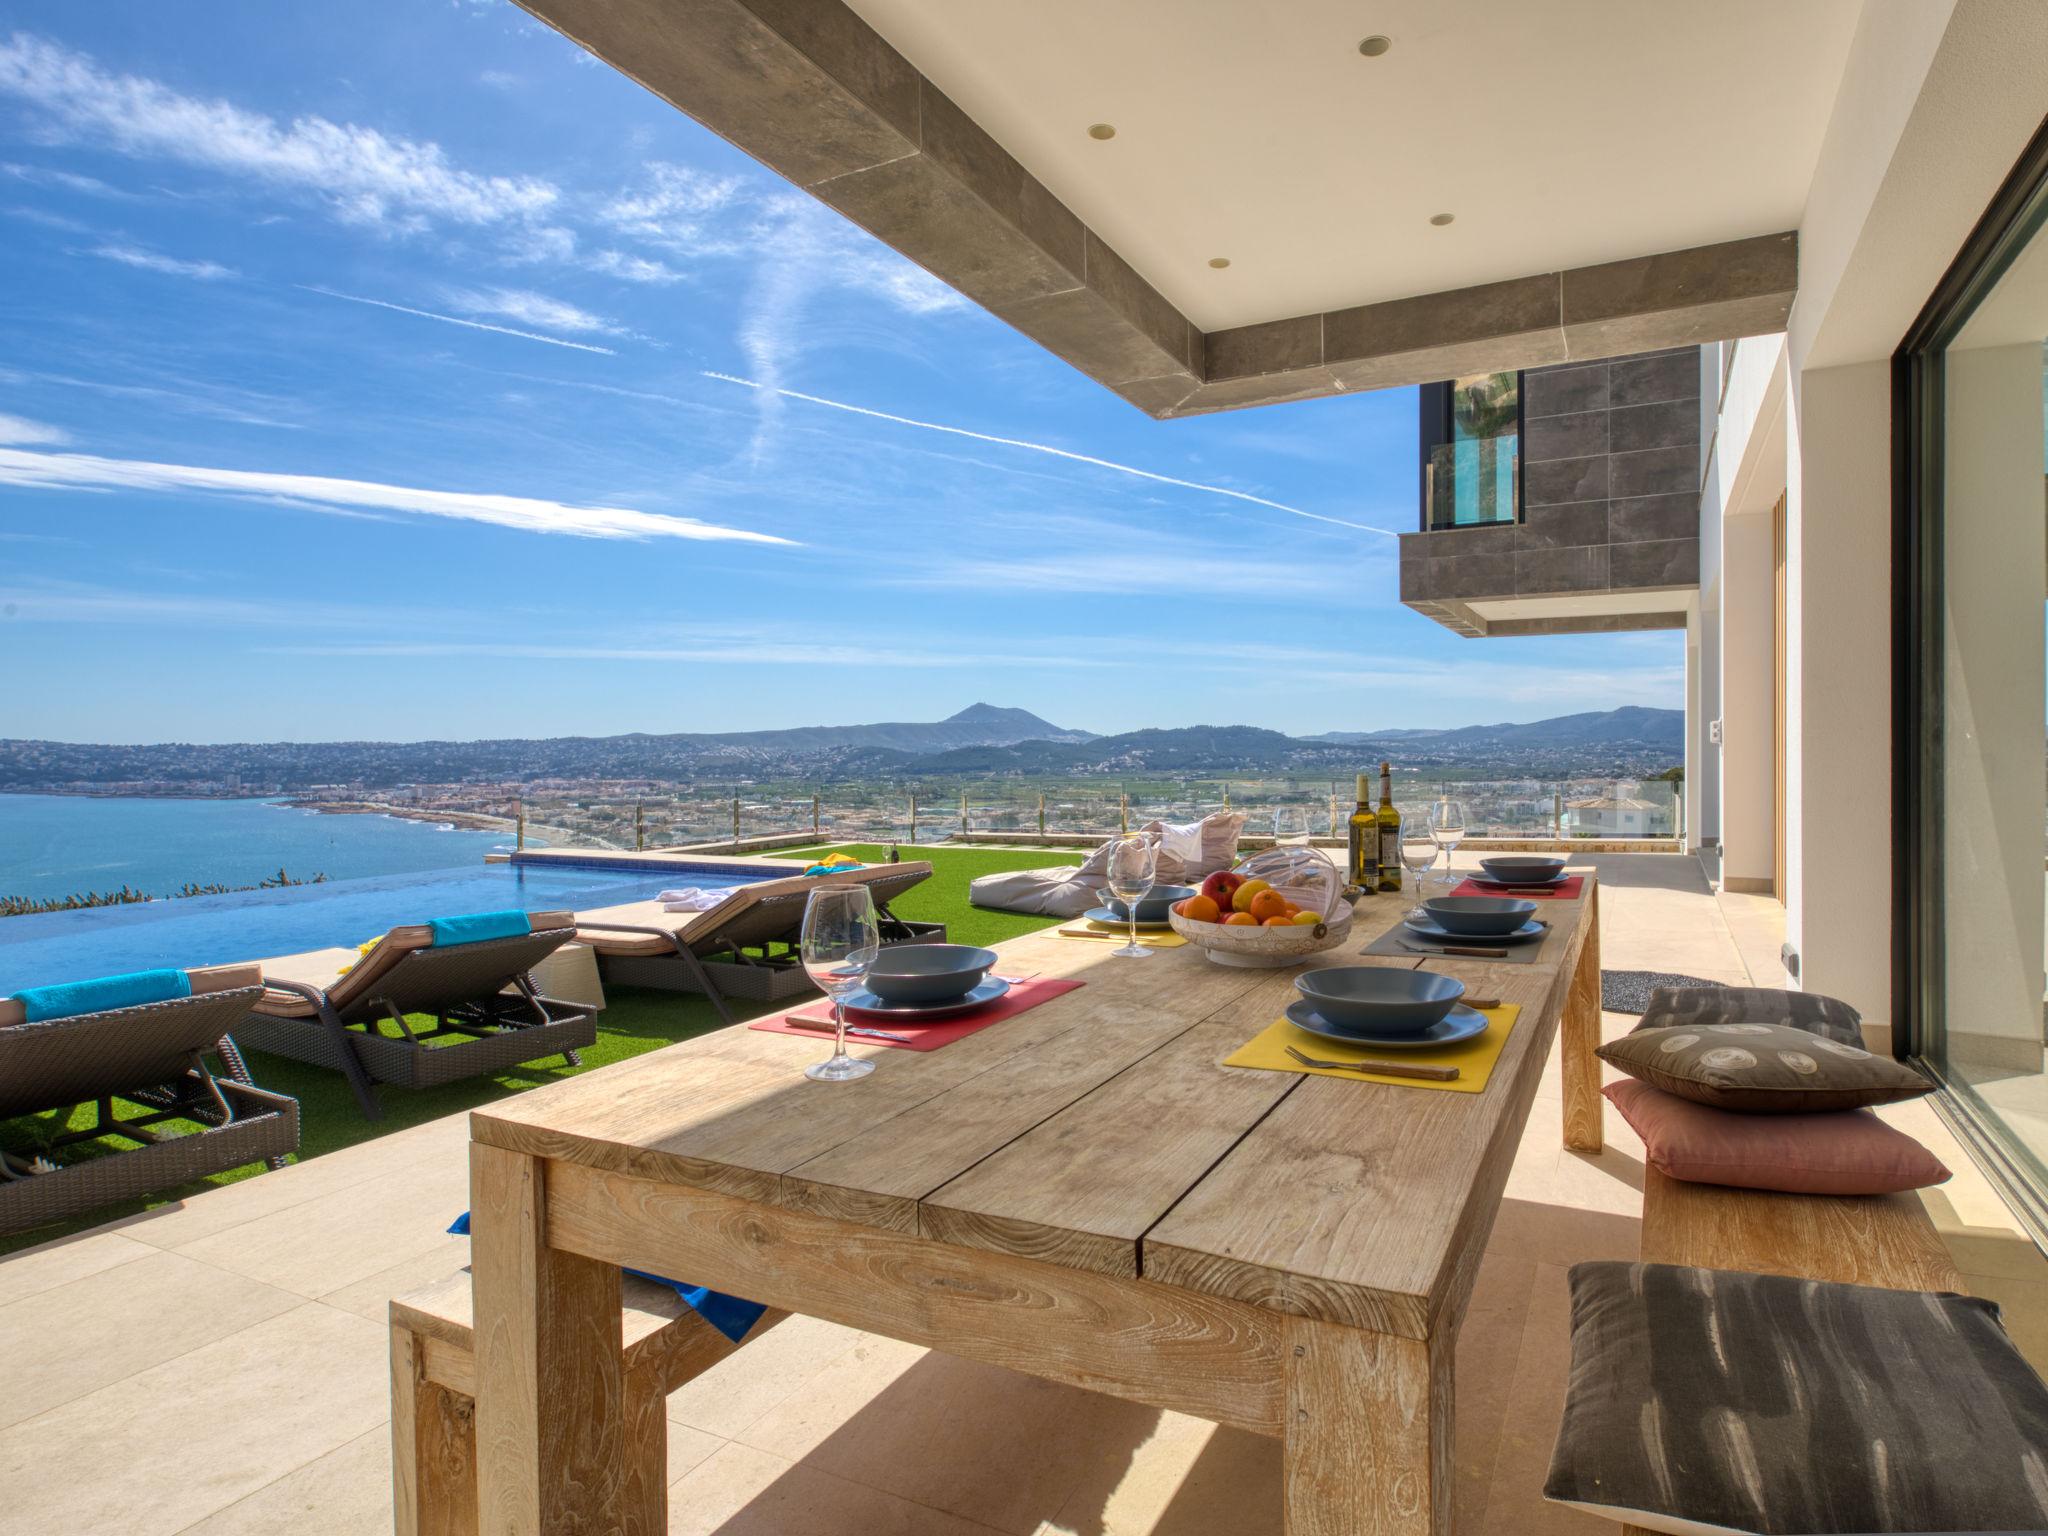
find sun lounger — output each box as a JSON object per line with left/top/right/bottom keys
{"left": 576, "top": 862, "right": 936, "bottom": 1024}
{"left": 241, "top": 910, "right": 597, "bottom": 1119}
{"left": 0, "top": 962, "right": 300, "bottom": 1236}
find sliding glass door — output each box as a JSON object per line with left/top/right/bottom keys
{"left": 1900, "top": 119, "right": 2048, "bottom": 1237}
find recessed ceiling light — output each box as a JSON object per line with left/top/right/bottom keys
{"left": 1087, "top": 122, "right": 1116, "bottom": 141}
{"left": 1208, "top": 257, "right": 1231, "bottom": 269}
{"left": 1430, "top": 212, "right": 1456, "bottom": 226}
{"left": 1358, "top": 35, "right": 1392, "bottom": 57}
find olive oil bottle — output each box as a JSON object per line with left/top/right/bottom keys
{"left": 1375, "top": 762, "right": 1402, "bottom": 892}
{"left": 1346, "top": 773, "right": 1375, "bottom": 892}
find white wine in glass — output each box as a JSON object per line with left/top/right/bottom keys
{"left": 799, "top": 884, "right": 881, "bottom": 1082}
{"left": 1429, "top": 800, "right": 1469, "bottom": 896}
{"left": 1104, "top": 834, "right": 1158, "bottom": 959}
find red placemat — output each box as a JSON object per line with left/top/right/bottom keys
{"left": 1452, "top": 874, "right": 1585, "bottom": 900}
{"left": 748, "top": 976, "right": 1085, "bottom": 1052}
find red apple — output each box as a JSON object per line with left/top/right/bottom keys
{"left": 1200, "top": 871, "right": 1244, "bottom": 907}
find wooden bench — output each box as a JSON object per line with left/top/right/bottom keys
{"left": 390, "top": 1270, "right": 785, "bottom": 1536}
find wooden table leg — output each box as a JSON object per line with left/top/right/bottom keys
{"left": 1283, "top": 1317, "right": 1452, "bottom": 1536}
{"left": 1561, "top": 880, "right": 1603, "bottom": 1153}
{"left": 470, "top": 1141, "right": 627, "bottom": 1535}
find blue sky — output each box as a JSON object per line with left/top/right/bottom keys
{"left": 0, "top": 1, "right": 1681, "bottom": 744}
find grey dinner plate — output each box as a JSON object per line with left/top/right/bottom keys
{"left": 1082, "top": 905, "right": 1174, "bottom": 931}
{"left": 1283, "top": 998, "right": 1490, "bottom": 1050}
{"left": 1403, "top": 914, "right": 1548, "bottom": 944}
{"left": 841, "top": 976, "right": 1011, "bottom": 1019}
{"left": 1469, "top": 871, "right": 1568, "bottom": 889}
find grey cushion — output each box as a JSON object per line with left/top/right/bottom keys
{"left": 1598, "top": 1022, "right": 1934, "bottom": 1114}
{"left": 1546, "top": 1262, "right": 2048, "bottom": 1535}
{"left": 965, "top": 866, "right": 1097, "bottom": 920}
{"left": 1635, "top": 985, "right": 1864, "bottom": 1048}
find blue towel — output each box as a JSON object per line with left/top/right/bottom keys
{"left": 427, "top": 910, "right": 532, "bottom": 947}
{"left": 804, "top": 863, "right": 866, "bottom": 877}
{"left": 446, "top": 1214, "right": 768, "bottom": 1344}
{"left": 15, "top": 968, "right": 192, "bottom": 1023}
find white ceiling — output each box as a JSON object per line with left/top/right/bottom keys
{"left": 848, "top": 0, "right": 1864, "bottom": 331}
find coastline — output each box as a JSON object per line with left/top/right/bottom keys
{"left": 282, "top": 799, "right": 512, "bottom": 834}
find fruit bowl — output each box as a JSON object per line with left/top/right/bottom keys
{"left": 1167, "top": 846, "right": 1354, "bottom": 968}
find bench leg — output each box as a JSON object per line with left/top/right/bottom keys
{"left": 392, "top": 1323, "right": 479, "bottom": 1536}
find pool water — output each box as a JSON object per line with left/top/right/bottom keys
{"left": 0, "top": 861, "right": 780, "bottom": 994}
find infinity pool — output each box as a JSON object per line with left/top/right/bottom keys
{"left": 0, "top": 859, "right": 780, "bottom": 994}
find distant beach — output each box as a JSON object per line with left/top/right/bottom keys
{"left": 0, "top": 793, "right": 516, "bottom": 904}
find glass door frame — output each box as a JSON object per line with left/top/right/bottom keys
{"left": 1894, "top": 112, "right": 2048, "bottom": 1245}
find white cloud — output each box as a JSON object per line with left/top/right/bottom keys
{"left": 600, "top": 162, "right": 746, "bottom": 256}
{"left": 84, "top": 242, "right": 236, "bottom": 280}
{"left": 0, "top": 411, "right": 68, "bottom": 445}
{"left": 443, "top": 285, "right": 621, "bottom": 336}
{"left": 0, "top": 159, "right": 129, "bottom": 198}
{"left": 0, "top": 447, "right": 798, "bottom": 544}
{"left": 0, "top": 33, "right": 558, "bottom": 233}
{"left": 588, "top": 249, "right": 681, "bottom": 284}
{"left": 300, "top": 285, "right": 618, "bottom": 355}
{"left": 260, "top": 638, "right": 1110, "bottom": 669}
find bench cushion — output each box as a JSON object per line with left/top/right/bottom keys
{"left": 1600, "top": 1022, "right": 1933, "bottom": 1113}
{"left": 1607, "top": 1080, "right": 1950, "bottom": 1196}
{"left": 1635, "top": 985, "right": 1863, "bottom": 1046}
{"left": 1546, "top": 1261, "right": 2048, "bottom": 1535}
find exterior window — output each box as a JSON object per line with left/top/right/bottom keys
{"left": 1899, "top": 117, "right": 2048, "bottom": 1242}
{"left": 1419, "top": 372, "right": 1522, "bottom": 529}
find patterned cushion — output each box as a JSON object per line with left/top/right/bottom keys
{"left": 1598, "top": 1021, "right": 1933, "bottom": 1113}
{"left": 1546, "top": 1262, "right": 2048, "bottom": 1535}
{"left": 1635, "top": 985, "right": 1864, "bottom": 1047}
{"left": 1605, "top": 1079, "right": 1950, "bottom": 1195}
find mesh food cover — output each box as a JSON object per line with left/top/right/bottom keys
{"left": 1228, "top": 845, "right": 1346, "bottom": 922}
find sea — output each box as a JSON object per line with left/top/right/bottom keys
{"left": 0, "top": 793, "right": 516, "bottom": 904}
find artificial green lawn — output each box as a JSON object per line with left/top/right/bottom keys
{"left": 0, "top": 843, "right": 1080, "bottom": 1255}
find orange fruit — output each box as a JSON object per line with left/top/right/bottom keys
{"left": 1248, "top": 889, "right": 1289, "bottom": 923}
{"left": 1182, "top": 893, "right": 1221, "bottom": 923}
{"left": 1223, "top": 911, "right": 1258, "bottom": 927}
{"left": 1262, "top": 915, "right": 1294, "bottom": 927}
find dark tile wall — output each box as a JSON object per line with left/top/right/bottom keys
{"left": 1401, "top": 346, "right": 1701, "bottom": 618}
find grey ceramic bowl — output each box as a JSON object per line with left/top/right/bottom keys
{"left": 1421, "top": 896, "right": 1540, "bottom": 937}
{"left": 1295, "top": 967, "right": 1466, "bottom": 1034}
{"left": 1096, "top": 884, "right": 1198, "bottom": 923}
{"left": 862, "top": 943, "right": 999, "bottom": 1004}
{"left": 1477, "top": 855, "right": 1565, "bottom": 882}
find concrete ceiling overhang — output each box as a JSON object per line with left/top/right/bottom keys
{"left": 514, "top": 0, "right": 1835, "bottom": 416}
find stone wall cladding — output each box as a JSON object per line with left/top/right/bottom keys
{"left": 1400, "top": 345, "right": 1702, "bottom": 617}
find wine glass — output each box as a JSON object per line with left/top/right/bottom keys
{"left": 799, "top": 884, "right": 881, "bottom": 1082}
{"left": 1399, "top": 825, "right": 1440, "bottom": 900}
{"left": 1104, "top": 833, "right": 1158, "bottom": 959}
{"left": 1272, "top": 807, "right": 1312, "bottom": 846}
{"left": 1430, "top": 800, "right": 1469, "bottom": 893}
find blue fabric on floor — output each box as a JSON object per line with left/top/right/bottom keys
{"left": 446, "top": 1213, "right": 767, "bottom": 1343}
{"left": 15, "top": 967, "right": 192, "bottom": 1022}
{"left": 427, "top": 910, "right": 532, "bottom": 947}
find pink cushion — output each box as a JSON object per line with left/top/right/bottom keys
{"left": 1605, "top": 1079, "right": 1951, "bottom": 1195}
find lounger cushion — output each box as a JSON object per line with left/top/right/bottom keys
{"left": 428, "top": 910, "right": 532, "bottom": 946}
{"left": 12, "top": 968, "right": 192, "bottom": 1023}
{"left": 1545, "top": 1261, "right": 2048, "bottom": 1535}
{"left": 0, "top": 962, "right": 260, "bottom": 1029}
{"left": 967, "top": 865, "right": 1099, "bottom": 920}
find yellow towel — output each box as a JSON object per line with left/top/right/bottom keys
{"left": 1223, "top": 1005, "right": 1520, "bottom": 1093}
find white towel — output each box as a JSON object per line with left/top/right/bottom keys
{"left": 658, "top": 887, "right": 726, "bottom": 912}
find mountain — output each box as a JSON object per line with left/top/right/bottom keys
{"left": 0, "top": 706, "right": 1682, "bottom": 791}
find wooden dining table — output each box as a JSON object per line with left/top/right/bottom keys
{"left": 466, "top": 874, "right": 1603, "bottom": 1535}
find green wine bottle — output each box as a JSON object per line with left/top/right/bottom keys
{"left": 1345, "top": 773, "right": 1375, "bottom": 892}
{"left": 1376, "top": 762, "right": 1402, "bottom": 893}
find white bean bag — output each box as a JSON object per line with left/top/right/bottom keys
{"left": 967, "top": 864, "right": 1100, "bottom": 918}
{"left": 967, "top": 813, "right": 1247, "bottom": 918}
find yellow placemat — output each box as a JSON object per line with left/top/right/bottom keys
{"left": 1223, "top": 1005, "right": 1520, "bottom": 1093}
{"left": 1056, "top": 922, "right": 1188, "bottom": 948}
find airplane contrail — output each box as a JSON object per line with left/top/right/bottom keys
{"left": 701, "top": 370, "right": 1398, "bottom": 537}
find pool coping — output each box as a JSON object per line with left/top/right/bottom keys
{"left": 504, "top": 848, "right": 816, "bottom": 876}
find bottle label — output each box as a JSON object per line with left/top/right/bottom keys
{"left": 1378, "top": 829, "right": 1399, "bottom": 866}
